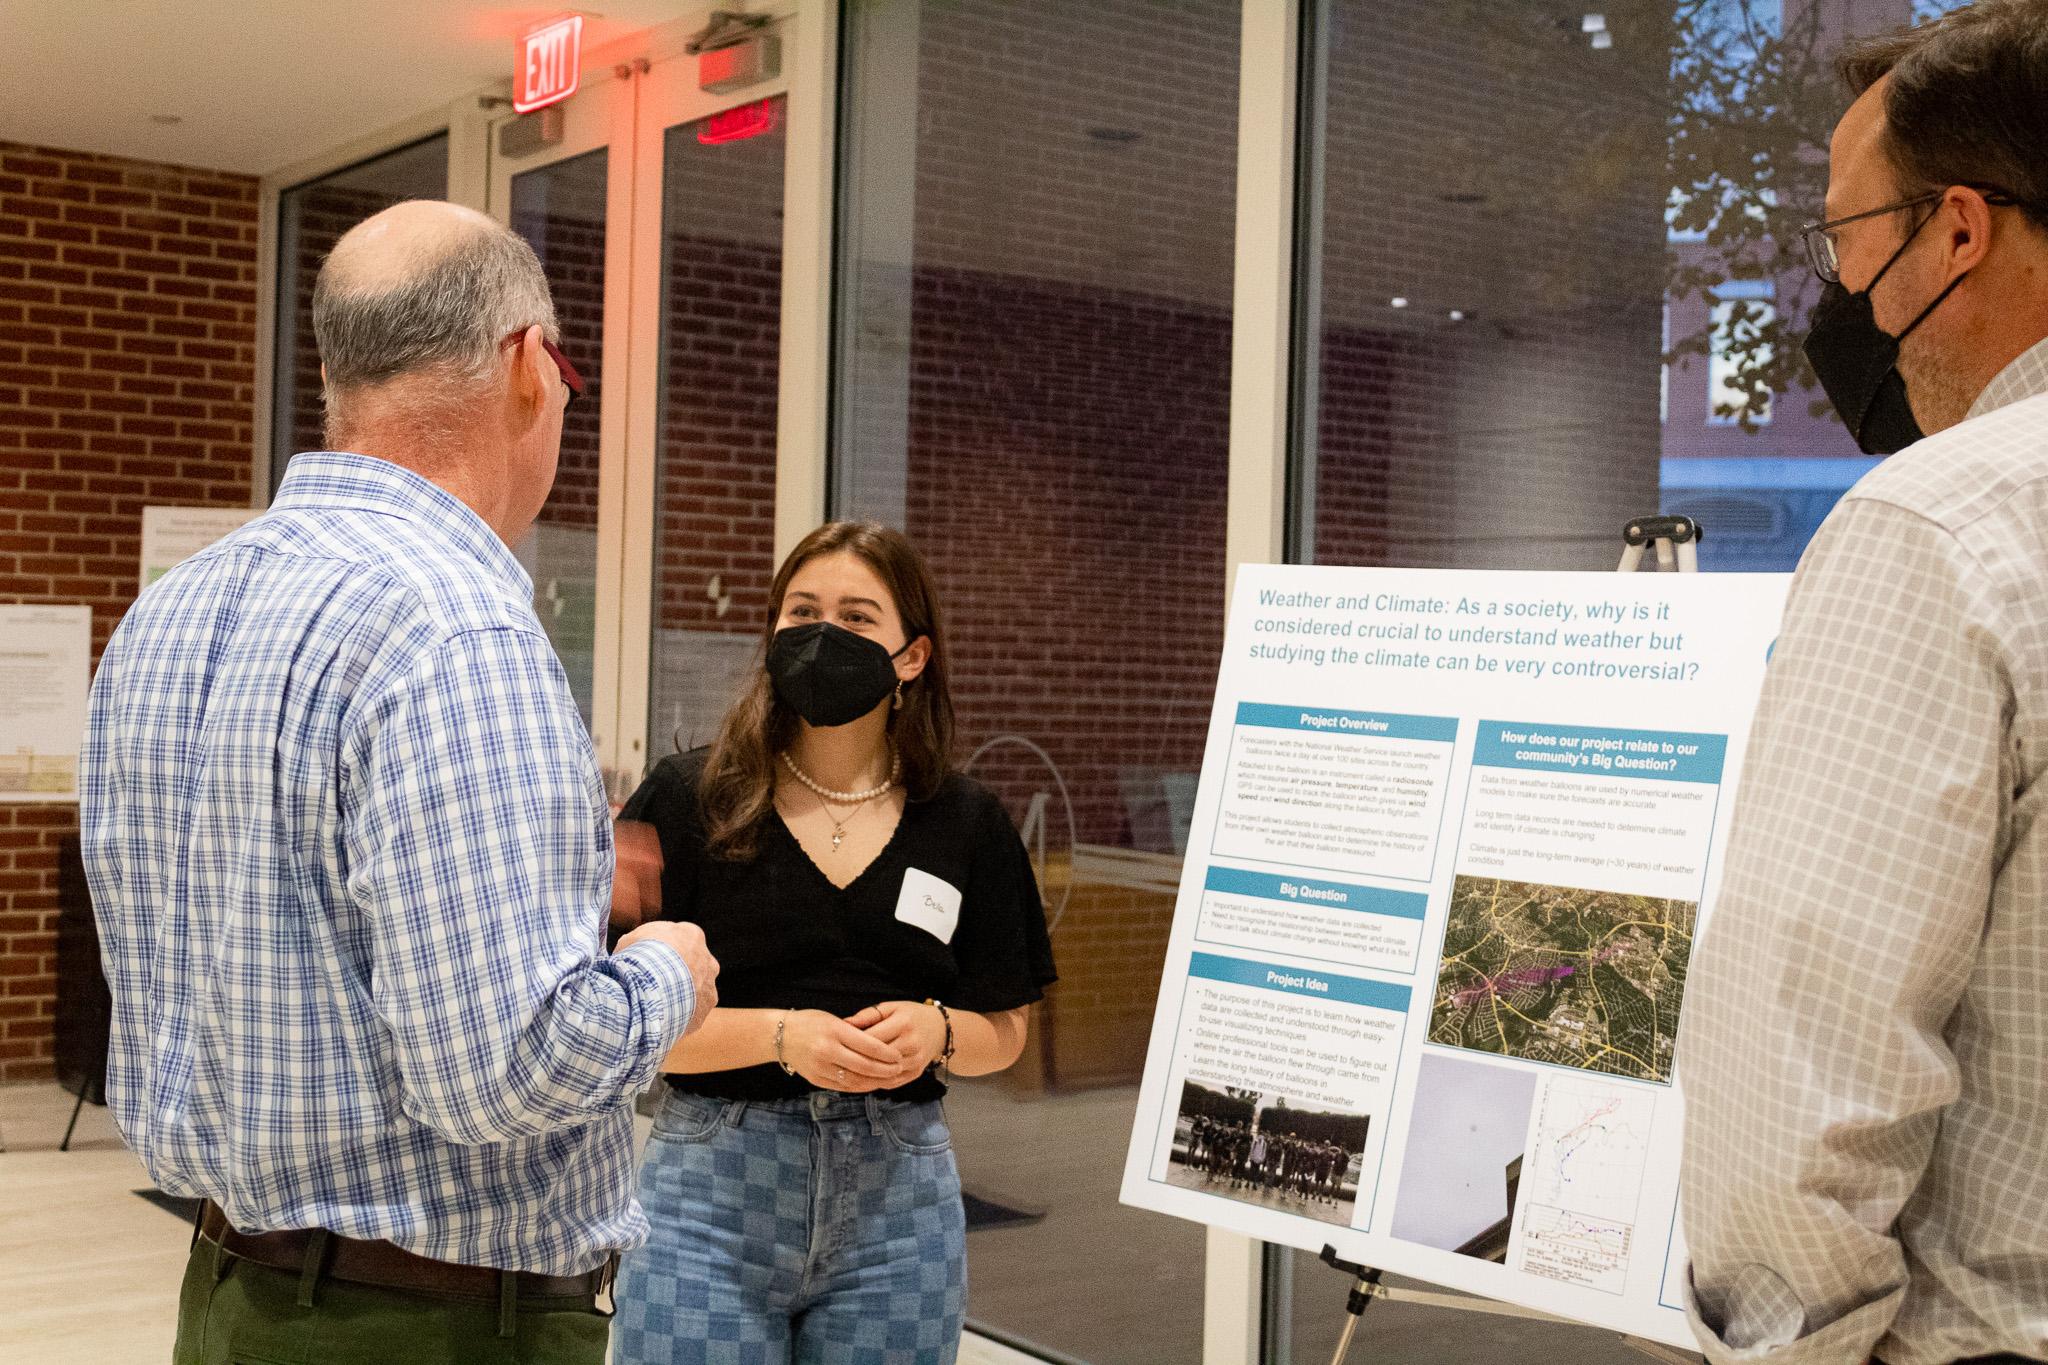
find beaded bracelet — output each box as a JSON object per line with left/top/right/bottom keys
{"left": 925, "top": 999, "right": 955, "bottom": 1071}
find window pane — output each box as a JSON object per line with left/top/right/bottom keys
{"left": 1287, "top": 0, "right": 1964, "bottom": 1354}
{"left": 509, "top": 148, "right": 609, "bottom": 731}
{"left": 270, "top": 135, "right": 448, "bottom": 489}
{"left": 644, "top": 98, "right": 785, "bottom": 761}
{"left": 834, "top": 2, "right": 1240, "bottom": 1359}
{"left": 1298, "top": 0, "right": 1959, "bottom": 577}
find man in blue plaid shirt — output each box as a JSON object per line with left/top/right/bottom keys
{"left": 80, "top": 200, "right": 718, "bottom": 1365}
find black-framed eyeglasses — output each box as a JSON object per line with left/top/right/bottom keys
{"left": 1800, "top": 185, "right": 2023, "bottom": 284}
{"left": 501, "top": 327, "right": 588, "bottom": 405}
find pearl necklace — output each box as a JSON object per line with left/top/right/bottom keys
{"left": 781, "top": 750, "right": 901, "bottom": 852}
{"left": 780, "top": 749, "right": 900, "bottom": 803}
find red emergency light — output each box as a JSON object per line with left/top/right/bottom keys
{"left": 514, "top": 15, "right": 584, "bottom": 115}
{"left": 697, "top": 98, "right": 781, "bottom": 146}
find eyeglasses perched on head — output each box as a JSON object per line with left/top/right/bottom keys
{"left": 501, "top": 327, "right": 588, "bottom": 405}
{"left": 1800, "top": 184, "right": 2023, "bottom": 284}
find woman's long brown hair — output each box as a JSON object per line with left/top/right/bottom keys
{"left": 697, "top": 522, "right": 955, "bottom": 860}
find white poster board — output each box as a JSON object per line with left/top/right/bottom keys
{"left": 140, "top": 505, "right": 260, "bottom": 590}
{"left": 1119, "top": 564, "right": 1790, "bottom": 1348}
{"left": 0, "top": 604, "right": 93, "bottom": 802}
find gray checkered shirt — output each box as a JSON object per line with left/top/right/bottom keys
{"left": 1680, "top": 338, "right": 2048, "bottom": 1364}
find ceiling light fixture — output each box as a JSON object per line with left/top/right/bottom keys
{"left": 1390, "top": 297, "right": 1410, "bottom": 309}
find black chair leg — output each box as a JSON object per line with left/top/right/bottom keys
{"left": 60, "top": 1086, "right": 88, "bottom": 1152}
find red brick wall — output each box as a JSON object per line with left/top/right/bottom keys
{"left": 509, "top": 150, "right": 608, "bottom": 536}
{"left": 652, "top": 230, "right": 781, "bottom": 638}
{"left": 0, "top": 142, "right": 259, "bottom": 1081}
{"left": 653, "top": 112, "right": 787, "bottom": 639}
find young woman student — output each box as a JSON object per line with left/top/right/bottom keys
{"left": 611, "top": 521, "right": 1057, "bottom": 1365}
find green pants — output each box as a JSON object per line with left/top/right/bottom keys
{"left": 172, "top": 1235, "right": 610, "bottom": 1365}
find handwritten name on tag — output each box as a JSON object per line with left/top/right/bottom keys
{"left": 894, "top": 867, "right": 961, "bottom": 944}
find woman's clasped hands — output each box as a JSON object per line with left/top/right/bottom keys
{"left": 781, "top": 1001, "right": 948, "bottom": 1092}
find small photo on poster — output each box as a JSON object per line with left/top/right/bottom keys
{"left": 1428, "top": 875, "right": 1696, "bottom": 1083}
{"left": 1389, "top": 1051, "right": 1538, "bottom": 1262}
{"left": 1164, "top": 1081, "right": 1368, "bottom": 1228}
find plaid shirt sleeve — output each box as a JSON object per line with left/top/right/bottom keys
{"left": 344, "top": 625, "right": 696, "bottom": 1146}
{"left": 1678, "top": 497, "right": 2010, "bottom": 1363}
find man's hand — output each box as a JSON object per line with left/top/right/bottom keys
{"left": 615, "top": 920, "right": 719, "bottom": 1032}
{"left": 609, "top": 820, "right": 663, "bottom": 931}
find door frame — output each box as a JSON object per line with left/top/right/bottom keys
{"left": 464, "top": 0, "right": 823, "bottom": 789}
{"left": 612, "top": 16, "right": 799, "bottom": 788}
{"left": 485, "top": 71, "right": 639, "bottom": 780}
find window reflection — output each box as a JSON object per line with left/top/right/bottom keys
{"left": 270, "top": 136, "right": 448, "bottom": 489}
{"left": 1288, "top": 0, "right": 1963, "bottom": 1351}
{"left": 509, "top": 149, "right": 609, "bottom": 730}
{"left": 1300, "top": 0, "right": 1955, "bottom": 578}
{"left": 836, "top": 1, "right": 1241, "bottom": 1358}
{"left": 644, "top": 100, "right": 786, "bottom": 760}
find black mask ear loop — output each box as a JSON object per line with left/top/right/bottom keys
{"left": 888, "top": 636, "right": 922, "bottom": 712}
{"left": 1890, "top": 272, "right": 1968, "bottom": 348}
{"left": 1860, "top": 199, "right": 1935, "bottom": 294}
{"left": 1864, "top": 200, "right": 1967, "bottom": 344}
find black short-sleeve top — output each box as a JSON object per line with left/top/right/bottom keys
{"left": 618, "top": 749, "right": 1058, "bottom": 1102}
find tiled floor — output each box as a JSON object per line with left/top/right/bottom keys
{"left": 0, "top": 1081, "right": 187, "bottom": 1363}
{"left": 0, "top": 1079, "right": 1693, "bottom": 1364}
{"left": 944, "top": 1080, "right": 1696, "bottom": 1365}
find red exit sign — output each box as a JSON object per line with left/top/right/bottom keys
{"left": 514, "top": 15, "right": 584, "bottom": 114}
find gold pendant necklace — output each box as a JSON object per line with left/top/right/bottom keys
{"left": 781, "top": 749, "right": 899, "bottom": 853}
{"left": 822, "top": 788, "right": 879, "bottom": 852}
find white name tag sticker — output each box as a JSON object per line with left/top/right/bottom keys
{"left": 894, "top": 867, "right": 962, "bottom": 944}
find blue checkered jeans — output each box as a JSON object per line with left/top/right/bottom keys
{"left": 613, "top": 1089, "right": 966, "bottom": 1365}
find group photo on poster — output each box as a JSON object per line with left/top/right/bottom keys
{"left": 1166, "top": 1081, "right": 1368, "bottom": 1228}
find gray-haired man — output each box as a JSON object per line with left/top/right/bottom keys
{"left": 81, "top": 200, "right": 718, "bottom": 1364}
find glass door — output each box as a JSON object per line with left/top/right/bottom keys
{"left": 616, "top": 37, "right": 793, "bottom": 782}
{"left": 487, "top": 74, "right": 636, "bottom": 773}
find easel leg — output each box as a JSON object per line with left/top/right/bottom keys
{"left": 1318, "top": 1245, "right": 1383, "bottom": 1365}
{"left": 60, "top": 1086, "right": 87, "bottom": 1151}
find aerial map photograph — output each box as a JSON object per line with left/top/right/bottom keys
{"left": 1428, "top": 875, "right": 1696, "bottom": 1082}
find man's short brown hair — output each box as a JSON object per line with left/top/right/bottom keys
{"left": 1838, "top": 0, "right": 2048, "bottom": 231}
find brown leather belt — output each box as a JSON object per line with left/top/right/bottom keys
{"left": 197, "top": 1200, "right": 612, "bottom": 1304}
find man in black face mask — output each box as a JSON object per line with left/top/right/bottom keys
{"left": 1799, "top": 52, "right": 2048, "bottom": 454}
{"left": 1679, "top": 4, "right": 2048, "bottom": 1365}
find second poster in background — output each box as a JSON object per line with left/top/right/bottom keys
{"left": 1119, "top": 564, "right": 1790, "bottom": 1347}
